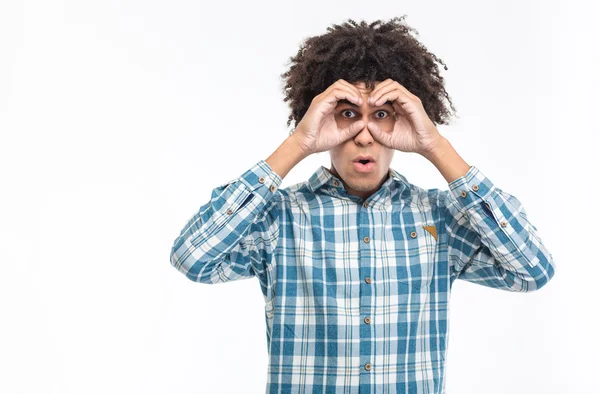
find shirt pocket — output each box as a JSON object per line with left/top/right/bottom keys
{"left": 384, "top": 223, "right": 440, "bottom": 291}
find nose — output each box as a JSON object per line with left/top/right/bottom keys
{"left": 354, "top": 119, "right": 374, "bottom": 146}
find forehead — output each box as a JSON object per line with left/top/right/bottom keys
{"left": 337, "top": 81, "right": 393, "bottom": 108}
{"left": 352, "top": 81, "right": 382, "bottom": 90}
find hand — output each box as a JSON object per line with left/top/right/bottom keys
{"left": 365, "top": 79, "right": 443, "bottom": 155}
{"left": 291, "top": 79, "right": 366, "bottom": 155}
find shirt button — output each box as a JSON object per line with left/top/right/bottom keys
{"left": 365, "top": 277, "right": 372, "bottom": 284}
{"left": 364, "top": 317, "right": 371, "bottom": 324}
{"left": 363, "top": 236, "right": 370, "bottom": 243}
{"left": 461, "top": 191, "right": 467, "bottom": 198}
{"left": 270, "top": 185, "right": 276, "bottom": 192}
{"left": 410, "top": 231, "right": 417, "bottom": 238}
{"left": 500, "top": 221, "right": 507, "bottom": 227}
{"left": 472, "top": 184, "right": 479, "bottom": 191}
{"left": 226, "top": 209, "right": 233, "bottom": 215}
{"left": 363, "top": 201, "right": 369, "bottom": 208}
{"left": 259, "top": 177, "right": 265, "bottom": 184}
{"left": 485, "top": 202, "right": 491, "bottom": 209}
{"left": 333, "top": 180, "right": 339, "bottom": 186}
{"left": 365, "top": 363, "right": 372, "bottom": 371}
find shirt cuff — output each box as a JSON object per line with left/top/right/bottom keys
{"left": 448, "top": 165, "right": 495, "bottom": 213}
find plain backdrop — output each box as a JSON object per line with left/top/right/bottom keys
{"left": 1, "top": 1, "right": 598, "bottom": 393}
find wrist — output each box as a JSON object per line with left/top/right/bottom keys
{"left": 420, "top": 135, "right": 448, "bottom": 161}
{"left": 287, "top": 132, "right": 313, "bottom": 158}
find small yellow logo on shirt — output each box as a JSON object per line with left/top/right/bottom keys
{"left": 423, "top": 225, "right": 437, "bottom": 241}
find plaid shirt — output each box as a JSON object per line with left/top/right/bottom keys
{"left": 170, "top": 159, "right": 556, "bottom": 393}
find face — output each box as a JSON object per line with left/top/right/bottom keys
{"left": 328, "top": 81, "right": 396, "bottom": 201}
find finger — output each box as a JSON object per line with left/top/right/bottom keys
{"left": 367, "top": 122, "right": 393, "bottom": 148}
{"left": 373, "top": 90, "right": 415, "bottom": 115}
{"left": 323, "top": 79, "right": 363, "bottom": 105}
{"left": 368, "top": 79, "right": 394, "bottom": 103}
{"left": 394, "top": 83, "right": 420, "bottom": 102}
{"left": 370, "top": 80, "right": 418, "bottom": 103}
{"left": 316, "top": 81, "right": 362, "bottom": 105}
{"left": 324, "top": 87, "right": 363, "bottom": 107}
{"left": 336, "top": 79, "right": 364, "bottom": 104}
{"left": 339, "top": 120, "right": 365, "bottom": 141}
{"left": 371, "top": 82, "right": 419, "bottom": 108}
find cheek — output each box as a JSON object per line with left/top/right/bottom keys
{"left": 380, "top": 151, "right": 394, "bottom": 165}
{"left": 328, "top": 149, "right": 345, "bottom": 167}
{"left": 382, "top": 117, "right": 395, "bottom": 127}
{"left": 330, "top": 149, "right": 354, "bottom": 168}
{"left": 329, "top": 146, "right": 342, "bottom": 159}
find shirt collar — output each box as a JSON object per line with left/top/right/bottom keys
{"left": 307, "top": 165, "right": 411, "bottom": 204}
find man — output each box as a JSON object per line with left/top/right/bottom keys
{"left": 170, "top": 17, "right": 555, "bottom": 393}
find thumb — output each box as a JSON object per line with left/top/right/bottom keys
{"left": 367, "top": 122, "right": 388, "bottom": 145}
{"left": 340, "top": 120, "right": 365, "bottom": 141}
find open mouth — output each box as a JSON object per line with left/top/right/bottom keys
{"left": 354, "top": 159, "right": 375, "bottom": 172}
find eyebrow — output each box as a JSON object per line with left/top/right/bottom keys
{"left": 336, "top": 98, "right": 394, "bottom": 108}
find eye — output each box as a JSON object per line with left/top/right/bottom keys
{"left": 340, "top": 109, "right": 389, "bottom": 119}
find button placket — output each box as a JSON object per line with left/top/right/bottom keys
{"left": 359, "top": 206, "right": 373, "bottom": 379}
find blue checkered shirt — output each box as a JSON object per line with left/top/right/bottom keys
{"left": 170, "top": 159, "right": 556, "bottom": 393}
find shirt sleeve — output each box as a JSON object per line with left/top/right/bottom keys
{"left": 170, "top": 159, "right": 282, "bottom": 284}
{"left": 441, "top": 165, "right": 556, "bottom": 292}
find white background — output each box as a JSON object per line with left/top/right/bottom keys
{"left": 1, "top": 1, "right": 598, "bottom": 393}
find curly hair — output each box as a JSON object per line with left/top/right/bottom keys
{"left": 280, "top": 16, "right": 457, "bottom": 131}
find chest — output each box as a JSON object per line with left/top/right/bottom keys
{"left": 271, "top": 200, "right": 451, "bottom": 309}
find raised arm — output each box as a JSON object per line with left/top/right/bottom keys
{"left": 169, "top": 135, "right": 308, "bottom": 284}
